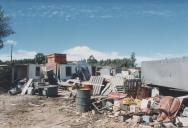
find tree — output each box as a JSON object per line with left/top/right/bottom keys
{"left": 87, "top": 55, "right": 98, "bottom": 66}
{"left": 130, "top": 52, "right": 136, "bottom": 67}
{"left": 0, "top": 59, "right": 2, "bottom": 63}
{"left": 35, "top": 53, "right": 46, "bottom": 64}
{"left": 0, "top": 6, "right": 14, "bottom": 49}
{"left": 86, "top": 53, "right": 137, "bottom": 68}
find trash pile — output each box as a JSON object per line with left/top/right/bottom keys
{"left": 97, "top": 94, "right": 188, "bottom": 127}
{"left": 71, "top": 76, "right": 188, "bottom": 127}
{"left": 7, "top": 73, "right": 188, "bottom": 127}
{"left": 8, "top": 70, "right": 59, "bottom": 97}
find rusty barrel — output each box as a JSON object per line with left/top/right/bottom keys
{"left": 76, "top": 89, "right": 91, "bottom": 112}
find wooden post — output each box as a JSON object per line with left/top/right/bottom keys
{"left": 11, "top": 65, "right": 14, "bottom": 83}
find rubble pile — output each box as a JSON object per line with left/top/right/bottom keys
{"left": 5, "top": 70, "right": 188, "bottom": 127}
{"left": 64, "top": 75, "right": 188, "bottom": 127}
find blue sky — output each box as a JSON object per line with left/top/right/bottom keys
{"left": 1, "top": 0, "right": 188, "bottom": 64}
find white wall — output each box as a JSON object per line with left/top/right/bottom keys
{"left": 28, "top": 64, "right": 41, "bottom": 80}
{"left": 100, "top": 68, "right": 111, "bottom": 76}
{"left": 59, "top": 63, "right": 92, "bottom": 80}
{"left": 59, "top": 64, "right": 77, "bottom": 80}
{"left": 142, "top": 58, "right": 188, "bottom": 91}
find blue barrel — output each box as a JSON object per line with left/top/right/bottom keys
{"left": 76, "top": 89, "right": 91, "bottom": 112}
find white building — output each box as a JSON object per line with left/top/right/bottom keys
{"left": 59, "top": 62, "right": 92, "bottom": 80}
{"left": 46, "top": 53, "right": 92, "bottom": 81}
{"left": 12, "top": 64, "right": 41, "bottom": 82}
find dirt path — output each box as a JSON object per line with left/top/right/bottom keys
{"left": 0, "top": 93, "right": 137, "bottom": 128}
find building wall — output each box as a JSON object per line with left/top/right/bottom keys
{"left": 59, "top": 64, "right": 77, "bottom": 80}
{"left": 99, "top": 67, "right": 116, "bottom": 76}
{"left": 59, "top": 63, "right": 92, "bottom": 80}
{"left": 15, "top": 65, "right": 27, "bottom": 80}
{"left": 142, "top": 58, "right": 188, "bottom": 91}
{"left": 47, "top": 54, "right": 67, "bottom": 64}
{"left": 100, "top": 68, "right": 111, "bottom": 76}
{"left": 28, "top": 64, "right": 41, "bottom": 80}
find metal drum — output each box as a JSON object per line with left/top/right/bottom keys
{"left": 76, "top": 89, "right": 91, "bottom": 112}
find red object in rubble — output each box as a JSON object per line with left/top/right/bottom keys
{"left": 108, "top": 92, "right": 127, "bottom": 100}
{"left": 83, "top": 84, "right": 93, "bottom": 91}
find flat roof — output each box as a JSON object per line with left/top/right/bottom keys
{"left": 47, "top": 53, "right": 66, "bottom": 56}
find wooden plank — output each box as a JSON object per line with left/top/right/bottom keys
{"left": 21, "top": 79, "right": 33, "bottom": 95}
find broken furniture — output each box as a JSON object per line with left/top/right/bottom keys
{"left": 92, "top": 97, "right": 109, "bottom": 113}
{"left": 92, "top": 92, "right": 127, "bottom": 113}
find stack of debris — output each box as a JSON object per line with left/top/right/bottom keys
{"left": 81, "top": 76, "right": 141, "bottom": 97}
{"left": 6, "top": 71, "right": 188, "bottom": 127}
{"left": 8, "top": 70, "right": 59, "bottom": 97}
{"left": 73, "top": 76, "right": 188, "bottom": 127}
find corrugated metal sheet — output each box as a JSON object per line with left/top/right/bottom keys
{"left": 89, "top": 76, "right": 104, "bottom": 96}
{"left": 142, "top": 57, "right": 188, "bottom": 91}
{"left": 89, "top": 76, "right": 104, "bottom": 85}
{"left": 93, "top": 85, "right": 103, "bottom": 96}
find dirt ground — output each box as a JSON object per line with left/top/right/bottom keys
{"left": 0, "top": 88, "right": 155, "bottom": 128}
{"left": 0, "top": 90, "right": 144, "bottom": 128}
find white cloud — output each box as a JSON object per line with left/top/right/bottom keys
{"left": 140, "top": 10, "right": 174, "bottom": 17}
{"left": 4, "top": 40, "right": 17, "bottom": 46}
{"left": 1, "top": 45, "right": 186, "bottom": 67}
{"left": 0, "top": 50, "right": 37, "bottom": 61}
{"left": 100, "top": 15, "right": 113, "bottom": 19}
{"left": 8, "top": 3, "right": 176, "bottom": 22}
{"left": 63, "top": 46, "right": 188, "bottom": 66}
{"left": 63, "top": 46, "right": 164, "bottom": 63}
{"left": 51, "top": 11, "right": 58, "bottom": 16}
{"left": 63, "top": 46, "right": 124, "bottom": 61}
